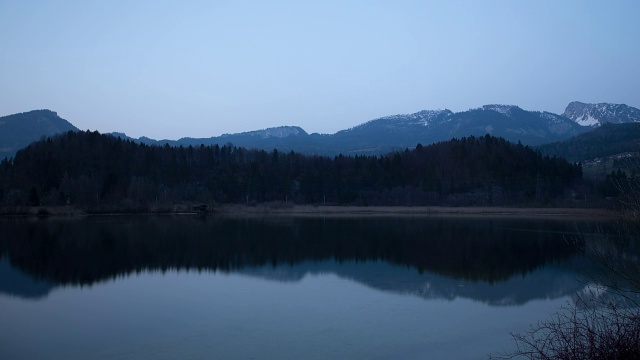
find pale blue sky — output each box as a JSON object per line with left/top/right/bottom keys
{"left": 1, "top": 0, "right": 638, "bottom": 139}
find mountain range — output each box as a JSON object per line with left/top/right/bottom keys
{"left": 2, "top": 101, "right": 639, "bottom": 159}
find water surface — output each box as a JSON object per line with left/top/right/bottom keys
{"left": 0, "top": 215, "right": 601, "bottom": 359}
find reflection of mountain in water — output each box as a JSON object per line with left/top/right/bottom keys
{"left": 239, "top": 258, "right": 588, "bottom": 306}
{"left": 0, "top": 257, "right": 55, "bottom": 299}
{"left": 0, "top": 216, "right": 599, "bottom": 304}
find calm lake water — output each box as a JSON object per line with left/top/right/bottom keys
{"left": 0, "top": 215, "right": 605, "bottom": 359}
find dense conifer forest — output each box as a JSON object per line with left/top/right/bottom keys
{"left": 0, "top": 131, "right": 584, "bottom": 210}
{"left": 537, "top": 123, "right": 640, "bottom": 162}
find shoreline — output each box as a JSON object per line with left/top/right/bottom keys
{"left": 215, "top": 204, "right": 619, "bottom": 220}
{"left": 0, "top": 204, "right": 618, "bottom": 221}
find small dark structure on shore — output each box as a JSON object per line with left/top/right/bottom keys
{"left": 192, "top": 204, "right": 208, "bottom": 213}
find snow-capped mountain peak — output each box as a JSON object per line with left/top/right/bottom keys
{"left": 563, "top": 101, "right": 640, "bottom": 127}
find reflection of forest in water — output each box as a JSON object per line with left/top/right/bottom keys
{"left": 0, "top": 216, "right": 609, "bottom": 303}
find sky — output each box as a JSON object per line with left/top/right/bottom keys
{"left": 1, "top": 1, "right": 639, "bottom": 140}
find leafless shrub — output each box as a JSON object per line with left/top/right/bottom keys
{"left": 491, "top": 170, "right": 640, "bottom": 359}
{"left": 490, "top": 295, "right": 640, "bottom": 360}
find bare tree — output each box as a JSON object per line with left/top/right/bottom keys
{"left": 490, "top": 295, "right": 640, "bottom": 360}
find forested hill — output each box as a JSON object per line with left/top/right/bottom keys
{"left": 0, "top": 110, "right": 78, "bottom": 160}
{"left": 0, "top": 131, "right": 582, "bottom": 209}
{"left": 537, "top": 123, "right": 640, "bottom": 162}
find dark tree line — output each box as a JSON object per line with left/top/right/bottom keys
{"left": 0, "top": 131, "right": 583, "bottom": 210}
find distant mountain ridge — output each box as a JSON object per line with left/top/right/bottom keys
{"left": 221, "top": 126, "right": 307, "bottom": 139}
{"left": 113, "top": 104, "right": 594, "bottom": 155}
{"left": 2, "top": 101, "right": 639, "bottom": 158}
{"left": 0, "top": 110, "right": 78, "bottom": 159}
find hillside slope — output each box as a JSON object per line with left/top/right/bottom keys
{"left": 537, "top": 123, "right": 640, "bottom": 162}
{"left": 0, "top": 110, "right": 78, "bottom": 159}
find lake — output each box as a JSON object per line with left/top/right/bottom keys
{"left": 0, "top": 215, "right": 605, "bottom": 359}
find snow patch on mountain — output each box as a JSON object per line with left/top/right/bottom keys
{"left": 346, "top": 109, "right": 452, "bottom": 131}
{"left": 541, "top": 112, "right": 565, "bottom": 124}
{"left": 222, "top": 126, "right": 307, "bottom": 139}
{"left": 481, "top": 104, "right": 520, "bottom": 116}
{"left": 257, "top": 126, "right": 305, "bottom": 138}
{"left": 563, "top": 101, "right": 640, "bottom": 127}
{"left": 377, "top": 109, "right": 450, "bottom": 126}
{"left": 573, "top": 114, "right": 599, "bottom": 127}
